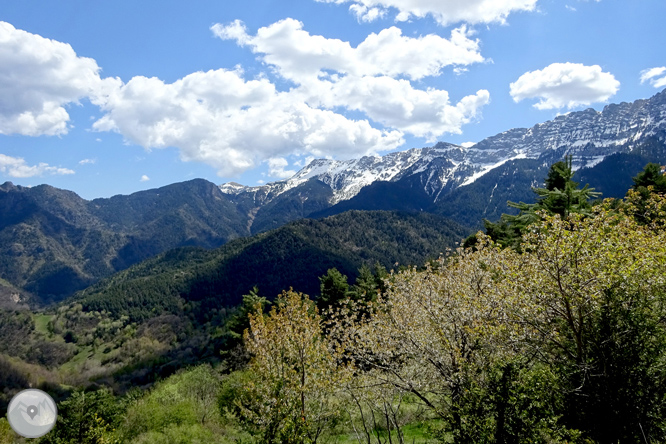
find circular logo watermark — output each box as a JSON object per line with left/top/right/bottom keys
{"left": 7, "top": 389, "right": 58, "bottom": 438}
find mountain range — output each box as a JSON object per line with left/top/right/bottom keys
{"left": 1, "top": 88, "right": 665, "bottom": 304}
{"left": 74, "top": 210, "right": 468, "bottom": 322}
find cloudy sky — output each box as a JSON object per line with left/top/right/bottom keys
{"left": 1, "top": 0, "right": 665, "bottom": 199}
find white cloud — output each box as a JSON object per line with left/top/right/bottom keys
{"left": 460, "top": 141, "right": 476, "bottom": 148}
{"left": 315, "top": 0, "right": 538, "bottom": 26}
{"left": 79, "top": 158, "right": 96, "bottom": 165}
{"left": 312, "top": 75, "right": 489, "bottom": 140}
{"left": 4, "top": 20, "right": 490, "bottom": 178}
{"left": 213, "top": 19, "right": 489, "bottom": 142}
{"left": 350, "top": 4, "right": 387, "bottom": 22}
{"left": 213, "top": 19, "right": 484, "bottom": 82}
{"left": 640, "top": 67, "right": 666, "bottom": 89}
{"left": 0, "top": 21, "right": 119, "bottom": 136}
{"left": 267, "top": 157, "right": 297, "bottom": 178}
{"left": 510, "top": 62, "right": 620, "bottom": 110}
{"left": 0, "top": 154, "right": 74, "bottom": 178}
{"left": 93, "top": 69, "right": 404, "bottom": 176}
{"left": 140, "top": 175, "right": 150, "bottom": 182}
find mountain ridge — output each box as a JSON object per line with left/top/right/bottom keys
{"left": 1, "top": 89, "right": 665, "bottom": 303}
{"left": 221, "top": 88, "right": 666, "bottom": 210}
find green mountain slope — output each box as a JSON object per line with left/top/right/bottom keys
{"left": 0, "top": 179, "right": 250, "bottom": 303}
{"left": 74, "top": 210, "right": 470, "bottom": 322}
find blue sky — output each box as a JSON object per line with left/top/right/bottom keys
{"left": 1, "top": 0, "right": 665, "bottom": 199}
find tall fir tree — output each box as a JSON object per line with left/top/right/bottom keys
{"left": 632, "top": 162, "right": 666, "bottom": 193}
{"left": 482, "top": 156, "right": 600, "bottom": 248}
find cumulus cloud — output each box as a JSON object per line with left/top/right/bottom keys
{"left": 510, "top": 62, "right": 620, "bottom": 110}
{"left": 0, "top": 21, "right": 118, "bottom": 136}
{"left": 0, "top": 154, "right": 74, "bottom": 178}
{"left": 213, "top": 19, "right": 489, "bottom": 141}
{"left": 79, "top": 158, "right": 96, "bottom": 165}
{"left": 212, "top": 19, "right": 484, "bottom": 82}
{"left": 314, "top": 0, "right": 538, "bottom": 26}
{"left": 140, "top": 175, "right": 150, "bottom": 182}
{"left": 350, "top": 4, "right": 387, "bottom": 22}
{"left": 93, "top": 69, "right": 404, "bottom": 176}
{"left": 640, "top": 67, "right": 666, "bottom": 89}
{"left": 267, "top": 157, "right": 297, "bottom": 178}
{"left": 312, "top": 76, "right": 489, "bottom": 139}
{"left": 6, "top": 20, "right": 489, "bottom": 178}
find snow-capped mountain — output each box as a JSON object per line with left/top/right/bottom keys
{"left": 221, "top": 89, "right": 666, "bottom": 208}
{"left": 220, "top": 144, "right": 459, "bottom": 205}
{"left": 3, "top": 90, "right": 666, "bottom": 303}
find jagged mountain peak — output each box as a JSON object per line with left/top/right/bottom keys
{"left": 219, "top": 142, "right": 464, "bottom": 205}
{"left": 218, "top": 88, "right": 666, "bottom": 221}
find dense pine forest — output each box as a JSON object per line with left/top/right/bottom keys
{"left": 2, "top": 160, "right": 666, "bottom": 443}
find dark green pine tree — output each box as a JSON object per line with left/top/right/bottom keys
{"left": 483, "top": 156, "right": 600, "bottom": 248}
{"left": 348, "top": 262, "right": 389, "bottom": 303}
{"left": 631, "top": 162, "right": 666, "bottom": 193}
{"left": 627, "top": 162, "right": 666, "bottom": 226}
{"left": 350, "top": 264, "right": 376, "bottom": 302}
{"left": 317, "top": 268, "right": 351, "bottom": 310}
{"left": 225, "top": 286, "right": 270, "bottom": 341}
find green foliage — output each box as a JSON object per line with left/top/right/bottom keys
{"left": 119, "top": 365, "right": 223, "bottom": 443}
{"left": 224, "top": 287, "right": 270, "bottom": 342}
{"left": 632, "top": 162, "right": 666, "bottom": 193}
{"left": 561, "top": 288, "right": 666, "bottom": 442}
{"left": 129, "top": 424, "right": 221, "bottom": 444}
{"left": 436, "top": 359, "right": 581, "bottom": 444}
{"left": 625, "top": 162, "right": 666, "bottom": 226}
{"left": 483, "top": 156, "right": 600, "bottom": 248}
{"left": 0, "top": 179, "right": 249, "bottom": 302}
{"left": 39, "top": 389, "right": 122, "bottom": 444}
{"left": 73, "top": 211, "right": 468, "bottom": 323}
{"left": 327, "top": 195, "right": 666, "bottom": 443}
{"left": 318, "top": 268, "right": 351, "bottom": 309}
{"left": 0, "top": 418, "right": 14, "bottom": 444}
{"left": 0, "top": 310, "right": 34, "bottom": 357}
{"left": 226, "top": 290, "right": 350, "bottom": 444}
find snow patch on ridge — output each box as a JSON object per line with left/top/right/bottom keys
{"left": 219, "top": 89, "right": 666, "bottom": 210}
{"left": 460, "top": 153, "right": 528, "bottom": 187}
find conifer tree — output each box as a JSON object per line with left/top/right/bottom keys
{"left": 483, "top": 156, "right": 600, "bottom": 248}
{"left": 632, "top": 162, "right": 666, "bottom": 193}
{"left": 225, "top": 286, "right": 270, "bottom": 341}
{"left": 317, "top": 268, "right": 350, "bottom": 309}
{"left": 350, "top": 264, "right": 376, "bottom": 302}
{"left": 626, "top": 163, "right": 666, "bottom": 226}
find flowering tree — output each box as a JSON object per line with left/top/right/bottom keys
{"left": 231, "top": 290, "right": 350, "bottom": 444}
{"left": 334, "top": 196, "right": 666, "bottom": 442}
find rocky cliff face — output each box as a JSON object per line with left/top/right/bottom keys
{"left": 474, "top": 90, "right": 666, "bottom": 161}
{"left": 221, "top": 89, "right": 666, "bottom": 207}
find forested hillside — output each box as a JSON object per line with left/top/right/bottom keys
{"left": 75, "top": 210, "right": 468, "bottom": 321}
{"left": 0, "top": 179, "right": 249, "bottom": 304}
{"left": 0, "top": 210, "right": 468, "bottom": 418}
{"left": 2, "top": 162, "right": 666, "bottom": 443}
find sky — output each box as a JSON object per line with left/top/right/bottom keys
{"left": 1, "top": 0, "right": 665, "bottom": 199}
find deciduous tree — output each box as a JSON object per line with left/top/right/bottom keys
{"left": 230, "top": 290, "right": 351, "bottom": 443}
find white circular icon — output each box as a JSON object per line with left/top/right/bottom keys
{"left": 7, "top": 389, "right": 58, "bottom": 438}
